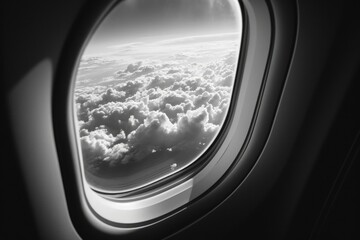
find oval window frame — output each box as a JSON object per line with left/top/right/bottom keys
{"left": 52, "top": 0, "right": 298, "bottom": 238}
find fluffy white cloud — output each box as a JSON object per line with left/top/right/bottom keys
{"left": 75, "top": 39, "right": 239, "bottom": 182}
{"left": 80, "top": 128, "right": 129, "bottom": 171}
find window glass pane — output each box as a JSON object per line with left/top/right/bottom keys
{"left": 74, "top": 0, "right": 242, "bottom": 193}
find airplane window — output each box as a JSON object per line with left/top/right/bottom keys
{"left": 74, "top": 0, "right": 242, "bottom": 194}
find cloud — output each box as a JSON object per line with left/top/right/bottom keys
{"left": 74, "top": 42, "right": 238, "bottom": 179}
{"left": 157, "top": 32, "right": 241, "bottom": 46}
{"left": 80, "top": 128, "right": 129, "bottom": 171}
{"left": 79, "top": 56, "right": 116, "bottom": 68}
{"left": 107, "top": 42, "right": 143, "bottom": 50}
{"left": 162, "top": 103, "right": 185, "bottom": 122}
{"left": 115, "top": 79, "right": 144, "bottom": 97}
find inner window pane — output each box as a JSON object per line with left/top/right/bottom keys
{"left": 74, "top": 0, "right": 242, "bottom": 193}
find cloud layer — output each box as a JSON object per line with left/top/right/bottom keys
{"left": 75, "top": 37, "right": 239, "bottom": 190}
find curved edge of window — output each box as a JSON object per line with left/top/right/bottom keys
{"left": 52, "top": 0, "right": 298, "bottom": 239}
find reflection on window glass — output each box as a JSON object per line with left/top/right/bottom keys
{"left": 74, "top": 0, "right": 242, "bottom": 193}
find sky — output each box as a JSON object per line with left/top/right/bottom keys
{"left": 84, "top": 0, "right": 242, "bottom": 56}
{"left": 75, "top": 0, "right": 242, "bottom": 192}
